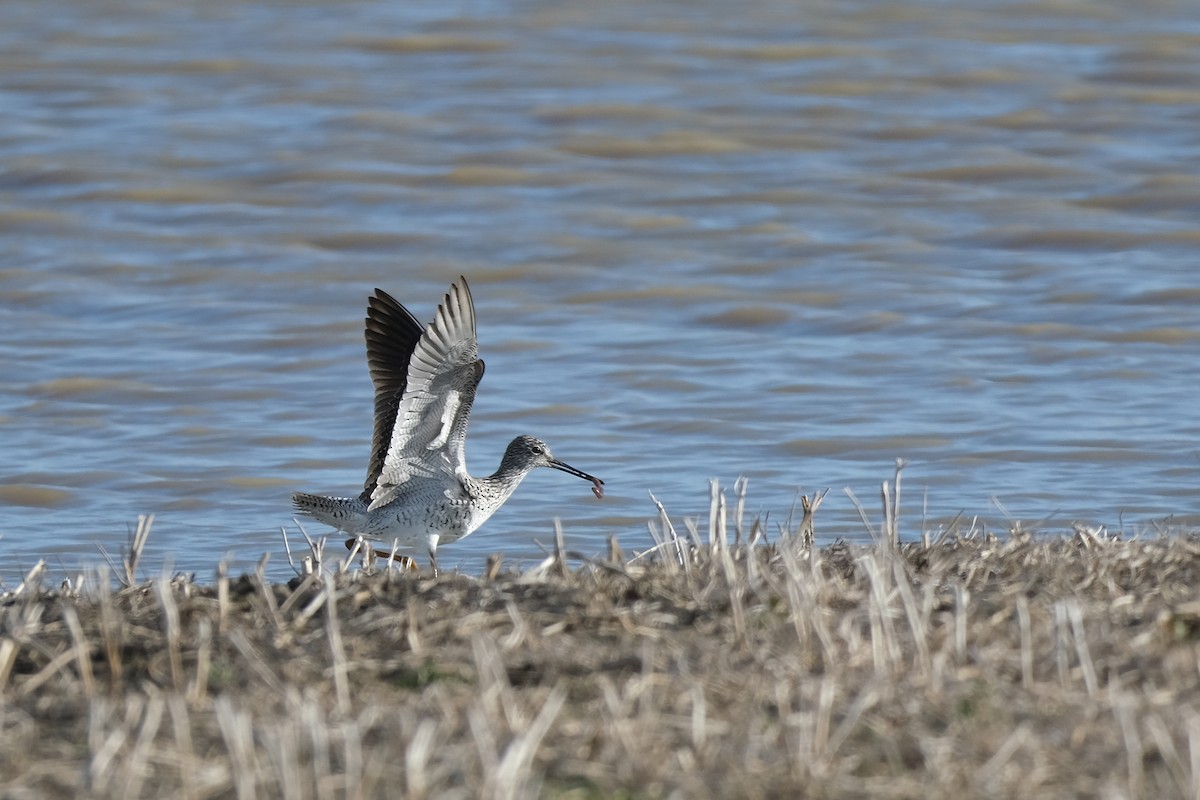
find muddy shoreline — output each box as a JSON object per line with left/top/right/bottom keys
{"left": 3, "top": 531, "right": 1200, "bottom": 798}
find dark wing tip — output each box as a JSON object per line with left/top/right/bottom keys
{"left": 454, "top": 275, "right": 473, "bottom": 310}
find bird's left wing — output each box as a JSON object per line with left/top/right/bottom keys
{"left": 360, "top": 288, "right": 425, "bottom": 504}
{"left": 369, "top": 276, "right": 483, "bottom": 511}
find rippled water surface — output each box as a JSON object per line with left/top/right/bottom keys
{"left": 2, "top": 0, "right": 1199, "bottom": 582}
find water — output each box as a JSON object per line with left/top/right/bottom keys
{"left": 2, "top": 0, "right": 1198, "bottom": 583}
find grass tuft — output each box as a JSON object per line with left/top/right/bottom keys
{"left": 2, "top": 479, "right": 1200, "bottom": 797}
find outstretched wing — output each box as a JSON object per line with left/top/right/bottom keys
{"left": 369, "top": 276, "right": 484, "bottom": 511}
{"left": 360, "top": 288, "right": 425, "bottom": 504}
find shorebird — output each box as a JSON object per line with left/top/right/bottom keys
{"left": 292, "top": 276, "right": 604, "bottom": 572}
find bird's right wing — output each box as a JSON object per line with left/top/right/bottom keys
{"left": 369, "top": 277, "right": 482, "bottom": 511}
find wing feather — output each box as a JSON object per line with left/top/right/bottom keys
{"left": 361, "top": 288, "right": 424, "bottom": 503}
{"left": 369, "top": 276, "right": 484, "bottom": 510}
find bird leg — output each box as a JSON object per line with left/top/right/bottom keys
{"left": 427, "top": 533, "right": 441, "bottom": 577}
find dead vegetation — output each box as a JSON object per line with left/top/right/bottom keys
{"left": 3, "top": 480, "right": 1200, "bottom": 799}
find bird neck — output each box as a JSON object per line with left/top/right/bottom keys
{"left": 488, "top": 457, "right": 530, "bottom": 486}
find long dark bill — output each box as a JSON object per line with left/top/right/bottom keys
{"left": 549, "top": 458, "right": 605, "bottom": 499}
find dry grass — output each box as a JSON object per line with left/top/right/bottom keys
{"left": 4, "top": 481, "right": 1200, "bottom": 799}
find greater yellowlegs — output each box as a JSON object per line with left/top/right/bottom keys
{"left": 293, "top": 276, "right": 604, "bottom": 572}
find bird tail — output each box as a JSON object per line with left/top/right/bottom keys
{"left": 292, "top": 492, "right": 370, "bottom": 533}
